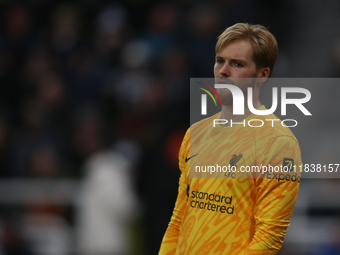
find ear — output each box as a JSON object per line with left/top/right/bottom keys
{"left": 256, "top": 67, "right": 270, "bottom": 88}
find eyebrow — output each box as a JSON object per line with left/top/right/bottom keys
{"left": 215, "top": 55, "right": 247, "bottom": 63}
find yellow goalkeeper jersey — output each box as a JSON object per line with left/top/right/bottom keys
{"left": 159, "top": 106, "right": 302, "bottom": 255}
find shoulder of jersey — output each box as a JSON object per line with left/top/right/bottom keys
{"left": 190, "top": 112, "right": 221, "bottom": 130}
{"left": 257, "top": 113, "right": 299, "bottom": 143}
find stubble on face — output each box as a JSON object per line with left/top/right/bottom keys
{"left": 215, "top": 78, "right": 257, "bottom": 106}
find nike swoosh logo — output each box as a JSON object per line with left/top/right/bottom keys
{"left": 185, "top": 154, "right": 198, "bottom": 163}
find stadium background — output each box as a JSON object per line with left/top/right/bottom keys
{"left": 0, "top": 0, "right": 339, "bottom": 254}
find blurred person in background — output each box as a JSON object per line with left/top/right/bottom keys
{"left": 0, "top": 218, "right": 35, "bottom": 255}
{"left": 186, "top": 3, "right": 222, "bottom": 77}
{"left": 21, "top": 145, "right": 71, "bottom": 255}
{"left": 22, "top": 201, "right": 70, "bottom": 255}
{"left": 0, "top": 117, "right": 10, "bottom": 178}
{"left": 141, "top": 2, "right": 180, "bottom": 61}
{"left": 77, "top": 139, "right": 140, "bottom": 255}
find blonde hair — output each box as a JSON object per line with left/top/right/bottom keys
{"left": 216, "top": 23, "right": 278, "bottom": 77}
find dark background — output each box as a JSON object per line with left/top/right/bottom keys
{"left": 0, "top": 0, "right": 339, "bottom": 254}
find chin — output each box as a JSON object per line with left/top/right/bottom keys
{"left": 216, "top": 88, "right": 233, "bottom": 106}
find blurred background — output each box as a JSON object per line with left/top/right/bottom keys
{"left": 0, "top": 0, "right": 339, "bottom": 255}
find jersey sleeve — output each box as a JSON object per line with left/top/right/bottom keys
{"left": 243, "top": 136, "right": 302, "bottom": 255}
{"left": 159, "top": 129, "right": 190, "bottom": 255}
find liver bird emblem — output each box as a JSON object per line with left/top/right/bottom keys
{"left": 230, "top": 153, "right": 243, "bottom": 167}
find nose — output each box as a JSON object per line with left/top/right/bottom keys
{"left": 220, "top": 62, "right": 231, "bottom": 77}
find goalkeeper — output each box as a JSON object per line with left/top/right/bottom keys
{"left": 159, "top": 23, "right": 301, "bottom": 255}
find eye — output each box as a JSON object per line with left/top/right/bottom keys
{"left": 233, "top": 62, "right": 243, "bottom": 67}
{"left": 216, "top": 58, "right": 224, "bottom": 64}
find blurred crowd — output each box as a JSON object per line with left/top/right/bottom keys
{"left": 0, "top": 0, "right": 339, "bottom": 255}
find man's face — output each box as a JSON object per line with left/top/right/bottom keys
{"left": 214, "top": 39, "right": 260, "bottom": 105}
